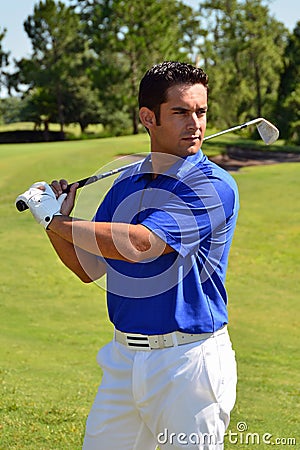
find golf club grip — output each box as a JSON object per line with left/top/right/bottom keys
{"left": 16, "top": 175, "right": 98, "bottom": 212}
{"left": 64, "top": 175, "right": 99, "bottom": 193}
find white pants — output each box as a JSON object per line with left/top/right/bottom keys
{"left": 82, "top": 329, "right": 237, "bottom": 449}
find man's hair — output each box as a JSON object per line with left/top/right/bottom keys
{"left": 138, "top": 61, "right": 208, "bottom": 125}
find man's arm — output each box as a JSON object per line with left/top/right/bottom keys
{"left": 46, "top": 230, "right": 106, "bottom": 282}
{"left": 47, "top": 215, "right": 174, "bottom": 263}
{"left": 20, "top": 178, "right": 173, "bottom": 269}
{"left": 46, "top": 180, "right": 106, "bottom": 282}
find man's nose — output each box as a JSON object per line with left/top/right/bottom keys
{"left": 187, "top": 112, "right": 200, "bottom": 130}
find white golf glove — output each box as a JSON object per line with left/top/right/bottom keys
{"left": 15, "top": 181, "right": 67, "bottom": 228}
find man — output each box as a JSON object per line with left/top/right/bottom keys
{"left": 17, "top": 61, "right": 239, "bottom": 449}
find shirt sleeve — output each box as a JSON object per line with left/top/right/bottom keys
{"left": 141, "top": 175, "right": 237, "bottom": 258}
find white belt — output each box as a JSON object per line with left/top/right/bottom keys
{"left": 114, "top": 326, "right": 227, "bottom": 351}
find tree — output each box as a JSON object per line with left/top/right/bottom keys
{"left": 276, "top": 21, "right": 300, "bottom": 143}
{"left": 0, "top": 97, "right": 23, "bottom": 124}
{"left": 196, "top": 0, "right": 288, "bottom": 130}
{"left": 0, "top": 27, "right": 10, "bottom": 99}
{"left": 76, "top": 0, "right": 202, "bottom": 134}
{"left": 19, "top": 87, "right": 56, "bottom": 131}
{"left": 11, "top": 0, "right": 101, "bottom": 133}
{"left": 62, "top": 75, "right": 103, "bottom": 133}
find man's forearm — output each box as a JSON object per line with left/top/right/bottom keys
{"left": 47, "top": 215, "right": 172, "bottom": 262}
{"left": 46, "top": 229, "right": 106, "bottom": 282}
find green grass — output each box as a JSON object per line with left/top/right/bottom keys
{"left": 226, "top": 163, "right": 300, "bottom": 447}
{"left": 0, "top": 122, "right": 104, "bottom": 137}
{"left": 0, "top": 136, "right": 299, "bottom": 449}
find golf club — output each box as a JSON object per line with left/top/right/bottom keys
{"left": 205, "top": 117, "right": 279, "bottom": 145}
{"left": 16, "top": 117, "right": 279, "bottom": 212}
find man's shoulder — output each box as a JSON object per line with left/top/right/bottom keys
{"left": 180, "top": 153, "right": 238, "bottom": 191}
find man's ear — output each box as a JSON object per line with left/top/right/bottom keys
{"left": 139, "top": 107, "right": 156, "bottom": 129}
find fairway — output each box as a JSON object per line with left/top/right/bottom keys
{"left": 0, "top": 136, "right": 299, "bottom": 449}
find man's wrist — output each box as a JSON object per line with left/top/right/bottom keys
{"left": 46, "top": 213, "right": 61, "bottom": 230}
{"left": 46, "top": 214, "right": 72, "bottom": 232}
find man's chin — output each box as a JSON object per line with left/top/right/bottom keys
{"left": 184, "top": 143, "right": 201, "bottom": 155}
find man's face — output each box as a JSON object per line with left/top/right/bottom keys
{"left": 142, "top": 83, "right": 208, "bottom": 158}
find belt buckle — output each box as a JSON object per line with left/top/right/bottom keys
{"left": 126, "top": 333, "right": 151, "bottom": 350}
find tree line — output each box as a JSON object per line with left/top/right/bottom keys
{"left": 0, "top": 0, "right": 299, "bottom": 143}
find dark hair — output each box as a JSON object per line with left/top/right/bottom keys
{"left": 138, "top": 61, "right": 208, "bottom": 124}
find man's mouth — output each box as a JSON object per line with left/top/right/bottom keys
{"left": 182, "top": 135, "right": 201, "bottom": 142}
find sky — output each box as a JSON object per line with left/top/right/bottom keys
{"left": 0, "top": 0, "right": 299, "bottom": 63}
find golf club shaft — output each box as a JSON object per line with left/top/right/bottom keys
{"left": 16, "top": 118, "right": 274, "bottom": 212}
{"left": 202, "top": 118, "right": 262, "bottom": 141}
{"left": 64, "top": 161, "right": 141, "bottom": 193}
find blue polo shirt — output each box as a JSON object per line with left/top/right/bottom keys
{"left": 93, "top": 150, "right": 239, "bottom": 335}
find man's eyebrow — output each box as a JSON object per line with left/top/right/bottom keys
{"left": 170, "top": 106, "right": 208, "bottom": 112}
{"left": 170, "top": 106, "right": 189, "bottom": 111}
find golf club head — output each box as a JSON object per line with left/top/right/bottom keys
{"left": 256, "top": 119, "right": 279, "bottom": 145}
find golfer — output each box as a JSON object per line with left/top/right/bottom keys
{"left": 18, "top": 61, "right": 239, "bottom": 449}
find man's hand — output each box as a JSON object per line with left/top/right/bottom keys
{"left": 15, "top": 181, "right": 67, "bottom": 228}
{"left": 50, "top": 179, "right": 78, "bottom": 216}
